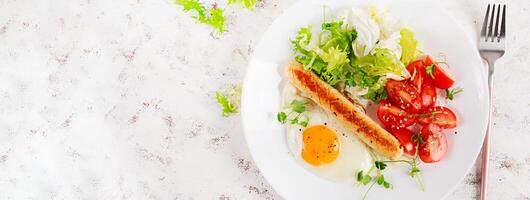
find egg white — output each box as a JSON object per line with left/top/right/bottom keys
{"left": 282, "top": 84, "right": 373, "bottom": 183}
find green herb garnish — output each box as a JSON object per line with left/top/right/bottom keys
{"left": 357, "top": 159, "right": 393, "bottom": 200}
{"left": 290, "top": 100, "right": 307, "bottom": 113}
{"left": 408, "top": 133, "right": 425, "bottom": 190}
{"left": 425, "top": 64, "right": 435, "bottom": 78}
{"left": 277, "top": 100, "right": 310, "bottom": 127}
{"left": 445, "top": 87, "right": 464, "bottom": 100}
{"left": 360, "top": 131, "right": 426, "bottom": 198}
{"left": 376, "top": 133, "right": 426, "bottom": 191}
{"left": 176, "top": 0, "right": 226, "bottom": 32}
{"left": 277, "top": 112, "right": 287, "bottom": 123}
{"left": 374, "top": 161, "right": 387, "bottom": 170}
{"left": 357, "top": 170, "right": 373, "bottom": 185}
{"left": 376, "top": 174, "right": 392, "bottom": 189}
{"left": 416, "top": 111, "right": 442, "bottom": 119}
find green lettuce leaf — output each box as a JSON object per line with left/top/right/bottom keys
{"left": 319, "top": 21, "right": 357, "bottom": 52}
{"left": 292, "top": 27, "right": 324, "bottom": 70}
{"left": 399, "top": 28, "right": 419, "bottom": 65}
{"left": 363, "top": 77, "right": 388, "bottom": 102}
{"left": 320, "top": 47, "right": 349, "bottom": 72}
{"left": 344, "top": 66, "right": 388, "bottom": 102}
{"left": 202, "top": 8, "right": 225, "bottom": 33}
{"left": 319, "top": 47, "right": 350, "bottom": 86}
{"left": 228, "top": 0, "right": 258, "bottom": 10}
{"left": 216, "top": 92, "right": 237, "bottom": 117}
{"left": 291, "top": 21, "right": 357, "bottom": 87}
{"left": 176, "top": 0, "right": 226, "bottom": 32}
{"left": 355, "top": 48, "right": 406, "bottom": 77}
{"left": 291, "top": 19, "right": 401, "bottom": 103}
{"left": 348, "top": 47, "right": 408, "bottom": 102}
{"left": 176, "top": 0, "right": 206, "bottom": 16}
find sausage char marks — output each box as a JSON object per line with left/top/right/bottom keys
{"left": 287, "top": 62, "right": 403, "bottom": 159}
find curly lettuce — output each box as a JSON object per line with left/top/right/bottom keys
{"left": 344, "top": 65, "right": 387, "bottom": 102}
{"left": 228, "top": 0, "right": 258, "bottom": 10}
{"left": 320, "top": 21, "right": 357, "bottom": 53}
{"left": 176, "top": 0, "right": 226, "bottom": 32}
{"left": 292, "top": 21, "right": 357, "bottom": 87}
{"left": 292, "top": 27, "right": 326, "bottom": 71}
{"left": 355, "top": 48, "right": 407, "bottom": 78}
{"left": 291, "top": 17, "right": 414, "bottom": 103}
{"left": 345, "top": 48, "right": 408, "bottom": 102}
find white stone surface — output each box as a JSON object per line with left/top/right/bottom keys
{"left": 0, "top": 0, "right": 528, "bottom": 199}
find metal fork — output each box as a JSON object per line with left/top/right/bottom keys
{"left": 478, "top": 3, "right": 506, "bottom": 200}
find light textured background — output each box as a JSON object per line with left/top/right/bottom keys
{"left": 0, "top": 0, "right": 528, "bottom": 199}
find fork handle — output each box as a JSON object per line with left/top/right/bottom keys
{"left": 480, "top": 61, "right": 495, "bottom": 200}
{"left": 480, "top": 114, "right": 491, "bottom": 200}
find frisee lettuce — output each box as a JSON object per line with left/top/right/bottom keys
{"left": 216, "top": 92, "right": 237, "bottom": 117}
{"left": 204, "top": 8, "right": 225, "bottom": 32}
{"left": 346, "top": 48, "right": 407, "bottom": 102}
{"left": 176, "top": 0, "right": 226, "bottom": 32}
{"left": 320, "top": 21, "right": 357, "bottom": 53}
{"left": 228, "top": 0, "right": 258, "bottom": 10}
{"left": 363, "top": 78, "right": 388, "bottom": 102}
{"left": 292, "top": 21, "right": 357, "bottom": 87}
{"left": 344, "top": 67, "right": 387, "bottom": 102}
{"left": 292, "top": 26, "right": 327, "bottom": 73}
{"left": 355, "top": 48, "right": 406, "bottom": 77}
{"left": 215, "top": 85, "right": 241, "bottom": 117}
{"left": 291, "top": 17, "right": 413, "bottom": 103}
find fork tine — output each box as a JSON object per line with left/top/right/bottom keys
{"left": 493, "top": 4, "right": 501, "bottom": 41}
{"left": 481, "top": 4, "right": 490, "bottom": 38}
{"left": 487, "top": 4, "right": 496, "bottom": 40}
{"left": 500, "top": 4, "right": 506, "bottom": 39}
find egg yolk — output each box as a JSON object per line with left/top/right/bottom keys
{"left": 301, "top": 125, "right": 340, "bottom": 166}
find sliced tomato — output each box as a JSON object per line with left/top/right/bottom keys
{"left": 387, "top": 127, "right": 416, "bottom": 156}
{"left": 419, "top": 80, "right": 437, "bottom": 110}
{"left": 419, "top": 124, "right": 448, "bottom": 163}
{"left": 406, "top": 59, "right": 427, "bottom": 92}
{"left": 423, "top": 56, "right": 455, "bottom": 89}
{"left": 417, "top": 106, "right": 457, "bottom": 129}
{"left": 422, "top": 55, "right": 435, "bottom": 66}
{"left": 385, "top": 80, "right": 422, "bottom": 113}
{"left": 377, "top": 100, "right": 416, "bottom": 130}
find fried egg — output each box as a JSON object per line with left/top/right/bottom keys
{"left": 283, "top": 84, "right": 373, "bottom": 183}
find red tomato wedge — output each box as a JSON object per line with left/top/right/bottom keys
{"left": 419, "top": 124, "right": 448, "bottom": 163}
{"left": 417, "top": 106, "right": 457, "bottom": 129}
{"left": 423, "top": 56, "right": 455, "bottom": 89}
{"left": 377, "top": 100, "right": 417, "bottom": 130}
{"left": 419, "top": 80, "right": 437, "bottom": 110}
{"left": 406, "top": 59, "right": 427, "bottom": 92}
{"left": 387, "top": 127, "right": 416, "bottom": 156}
{"left": 423, "top": 56, "right": 435, "bottom": 66}
{"left": 385, "top": 80, "right": 422, "bottom": 113}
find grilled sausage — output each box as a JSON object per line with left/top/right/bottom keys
{"left": 287, "top": 61, "right": 403, "bottom": 159}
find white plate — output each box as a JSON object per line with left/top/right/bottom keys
{"left": 241, "top": 0, "right": 488, "bottom": 199}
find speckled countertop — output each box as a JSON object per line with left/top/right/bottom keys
{"left": 0, "top": 0, "right": 528, "bottom": 199}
